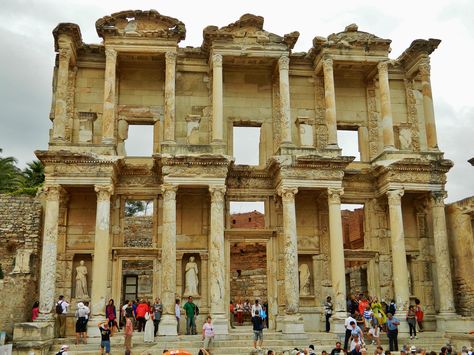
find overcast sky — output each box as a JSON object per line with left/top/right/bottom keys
{"left": 1, "top": 0, "right": 473, "bottom": 204}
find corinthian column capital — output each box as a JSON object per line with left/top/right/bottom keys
{"left": 165, "top": 51, "right": 177, "bottom": 65}
{"left": 387, "top": 188, "right": 404, "bottom": 205}
{"left": 212, "top": 53, "right": 223, "bottom": 67}
{"left": 95, "top": 184, "right": 114, "bottom": 201}
{"left": 277, "top": 186, "right": 298, "bottom": 202}
{"left": 430, "top": 190, "right": 447, "bottom": 207}
{"left": 418, "top": 57, "right": 431, "bottom": 77}
{"left": 328, "top": 187, "right": 344, "bottom": 204}
{"left": 322, "top": 55, "right": 333, "bottom": 69}
{"left": 209, "top": 185, "right": 226, "bottom": 202}
{"left": 43, "top": 184, "right": 63, "bottom": 201}
{"left": 105, "top": 48, "right": 117, "bottom": 62}
{"left": 58, "top": 47, "right": 72, "bottom": 62}
{"left": 278, "top": 55, "right": 290, "bottom": 70}
{"left": 161, "top": 184, "right": 178, "bottom": 200}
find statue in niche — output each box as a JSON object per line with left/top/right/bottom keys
{"left": 75, "top": 260, "right": 89, "bottom": 299}
{"left": 184, "top": 256, "right": 199, "bottom": 296}
{"left": 299, "top": 263, "right": 311, "bottom": 296}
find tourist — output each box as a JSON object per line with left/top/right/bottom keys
{"left": 98, "top": 320, "right": 112, "bottom": 355}
{"left": 308, "top": 344, "right": 316, "bottom": 355}
{"left": 202, "top": 316, "right": 215, "bottom": 353}
{"left": 371, "top": 297, "right": 387, "bottom": 326}
{"left": 244, "top": 299, "right": 251, "bottom": 322}
{"left": 367, "top": 315, "right": 381, "bottom": 346}
{"left": 56, "top": 295, "right": 69, "bottom": 338}
{"left": 350, "top": 320, "right": 365, "bottom": 344}
{"left": 175, "top": 298, "right": 181, "bottom": 334}
{"left": 359, "top": 296, "right": 369, "bottom": 318}
{"left": 153, "top": 298, "right": 163, "bottom": 336}
{"left": 105, "top": 299, "right": 118, "bottom": 335}
{"left": 252, "top": 306, "right": 264, "bottom": 350}
{"left": 75, "top": 302, "right": 88, "bottom": 344}
{"left": 55, "top": 344, "right": 69, "bottom": 355}
{"left": 330, "top": 341, "right": 343, "bottom": 355}
{"left": 229, "top": 301, "right": 236, "bottom": 329}
{"left": 344, "top": 313, "right": 357, "bottom": 351}
{"left": 363, "top": 304, "right": 373, "bottom": 331}
{"left": 406, "top": 305, "right": 417, "bottom": 339}
{"left": 136, "top": 299, "right": 149, "bottom": 332}
{"left": 83, "top": 301, "right": 90, "bottom": 328}
{"left": 198, "top": 348, "right": 210, "bottom": 355}
{"left": 350, "top": 343, "right": 363, "bottom": 355}
{"left": 388, "top": 300, "right": 397, "bottom": 315}
{"left": 348, "top": 294, "right": 359, "bottom": 314}
{"left": 324, "top": 296, "right": 333, "bottom": 332}
{"left": 267, "top": 350, "right": 275, "bottom": 355}
{"left": 386, "top": 312, "right": 400, "bottom": 351}
{"left": 355, "top": 310, "right": 365, "bottom": 330}
{"left": 350, "top": 334, "right": 363, "bottom": 352}
{"left": 32, "top": 301, "right": 39, "bottom": 321}
{"left": 414, "top": 298, "right": 424, "bottom": 332}
{"left": 236, "top": 298, "right": 244, "bottom": 325}
{"left": 184, "top": 296, "right": 197, "bottom": 335}
{"left": 263, "top": 301, "right": 269, "bottom": 328}
{"left": 251, "top": 299, "right": 263, "bottom": 317}
{"left": 144, "top": 307, "right": 155, "bottom": 342}
{"left": 375, "top": 346, "right": 384, "bottom": 355}
{"left": 124, "top": 313, "right": 133, "bottom": 352}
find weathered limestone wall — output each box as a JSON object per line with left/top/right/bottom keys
{"left": 66, "top": 190, "right": 96, "bottom": 250}
{"left": 0, "top": 194, "right": 42, "bottom": 336}
{"left": 124, "top": 216, "right": 153, "bottom": 247}
{"left": 334, "top": 75, "right": 368, "bottom": 124}
{"left": 446, "top": 197, "right": 474, "bottom": 316}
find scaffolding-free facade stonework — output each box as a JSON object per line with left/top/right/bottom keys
{"left": 12, "top": 9, "right": 474, "bottom": 351}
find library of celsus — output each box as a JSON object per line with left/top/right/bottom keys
{"left": 10, "top": 10, "right": 474, "bottom": 350}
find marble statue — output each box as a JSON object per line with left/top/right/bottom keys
{"left": 299, "top": 263, "right": 311, "bottom": 296}
{"left": 184, "top": 256, "right": 199, "bottom": 296}
{"left": 75, "top": 260, "right": 89, "bottom": 299}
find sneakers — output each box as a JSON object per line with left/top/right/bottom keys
{"left": 410, "top": 336, "right": 413, "bottom": 340}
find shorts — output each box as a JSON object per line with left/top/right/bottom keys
{"left": 101, "top": 340, "right": 111, "bottom": 353}
{"left": 75, "top": 317, "right": 87, "bottom": 333}
{"left": 203, "top": 336, "right": 213, "bottom": 349}
{"left": 253, "top": 330, "right": 263, "bottom": 341}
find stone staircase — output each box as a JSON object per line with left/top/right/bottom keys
{"left": 48, "top": 328, "right": 460, "bottom": 355}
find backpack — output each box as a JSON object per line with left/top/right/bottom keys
{"left": 56, "top": 301, "right": 63, "bottom": 315}
{"left": 195, "top": 305, "right": 200, "bottom": 316}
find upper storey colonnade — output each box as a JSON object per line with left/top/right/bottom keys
{"left": 49, "top": 11, "right": 442, "bottom": 161}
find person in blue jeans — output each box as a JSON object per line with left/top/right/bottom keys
{"left": 98, "top": 321, "right": 111, "bottom": 355}
{"left": 386, "top": 313, "right": 400, "bottom": 351}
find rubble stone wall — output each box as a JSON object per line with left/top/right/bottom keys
{"left": 123, "top": 216, "right": 153, "bottom": 247}
{"left": 0, "top": 194, "right": 42, "bottom": 336}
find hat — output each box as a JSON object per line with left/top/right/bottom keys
{"left": 77, "top": 302, "right": 84, "bottom": 308}
{"left": 410, "top": 346, "right": 417, "bottom": 353}
{"left": 61, "top": 345, "right": 69, "bottom": 350}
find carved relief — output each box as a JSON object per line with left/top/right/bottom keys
{"left": 314, "top": 75, "right": 328, "bottom": 149}
{"left": 404, "top": 79, "right": 420, "bottom": 151}
{"left": 367, "top": 81, "right": 380, "bottom": 159}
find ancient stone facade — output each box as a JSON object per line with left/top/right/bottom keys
{"left": 12, "top": 10, "right": 474, "bottom": 347}
{"left": 0, "top": 195, "right": 42, "bottom": 337}
{"left": 230, "top": 211, "right": 265, "bottom": 229}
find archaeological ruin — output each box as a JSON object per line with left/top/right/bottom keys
{"left": 4, "top": 9, "right": 474, "bottom": 354}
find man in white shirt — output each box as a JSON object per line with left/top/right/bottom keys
{"left": 251, "top": 299, "right": 262, "bottom": 317}
{"left": 344, "top": 313, "right": 356, "bottom": 351}
{"left": 175, "top": 299, "right": 181, "bottom": 335}
{"left": 56, "top": 295, "right": 69, "bottom": 338}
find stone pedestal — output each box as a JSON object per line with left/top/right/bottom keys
{"left": 158, "top": 314, "right": 178, "bottom": 336}
{"left": 13, "top": 322, "right": 54, "bottom": 355}
{"left": 280, "top": 314, "right": 305, "bottom": 334}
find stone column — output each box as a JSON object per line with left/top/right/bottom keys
{"left": 430, "top": 191, "right": 456, "bottom": 314}
{"left": 279, "top": 55, "right": 292, "bottom": 145}
{"left": 88, "top": 184, "right": 113, "bottom": 335}
{"left": 278, "top": 186, "right": 304, "bottom": 333}
{"left": 211, "top": 54, "right": 223, "bottom": 143}
{"left": 387, "top": 189, "right": 410, "bottom": 312}
{"left": 322, "top": 56, "right": 338, "bottom": 146}
{"left": 102, "top": 48, "right": 117, "bottom": 144}
{"left": 378, "top": 61, "right": 396, "bottom": 150}
{"left": 159, "top": 184, "right": 178, "bottom": 336}
{"left": 163, "top": 51, "right": 177, "bottom": 143}
{"left": 208, "top": 185, "right": 228, "bottom": 334}
{"left": 419, "top": 58, "right": 438, "bottom": 149}
{"left": 327, "top": 188, "right": 347, "bottom": 329}
{"left": 37, "top": 185, "right": 63, "bottom": 321}
{"left": 199, "top": 253, "right": 209, "bottom": 310}
{"left": 52, "top": 48, "right": 71, "bottom": 141}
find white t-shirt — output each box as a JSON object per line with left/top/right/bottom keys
{"left": 175, "top": 304, "right": 181, "bottom": 318}
{"left": 344, "top": 316, "right": 356, "bottom": 330}
{"left": 251, "top": 304, "right": 262, "bottom": 317}
{"left": 58, "top": 301, "right": 69, "bottom": 314}
{"left": 203, "top": 322, "right": 215, "bottom": 337}
{"left": 350, "top": 339, "right": 362, "bottom": 352}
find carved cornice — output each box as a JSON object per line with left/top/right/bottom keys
{"left": 202, "top": 13, "right": 299, "bottom": 53}
{"left": 35, "top": 150, "right": 120, "bottom": 166}
{"left": 95, "top": 10, "right": 186, "bottom": 41}
{"left": 396, "top": 38, "right": 441, "bottom": 68}
{"left": 53, "top": 23, "right": 83, "bottom": 53}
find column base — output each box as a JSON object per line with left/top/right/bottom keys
{"left": 435, "top": 312, "right": 466, "bottom": 332}
{"left": 87, "top": 316, "right": 107, "bottom": 337}
{"left": 211, "top": 314, "right": 229, "bottom": 335}
{"left": 13, "top": 321, "right": 55, "bottom": 355}
{"left": 158, "top": 314, "right": 178, "bottom": 336}
{"left": 281, "top": 313, "right": 305, "bottom": 334}
{"left": 330, "top": 312, "right": 348, "bottom": 335}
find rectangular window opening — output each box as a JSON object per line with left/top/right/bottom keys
{"left": 233, "top": 126, "right": 261, "bottom": 166}
{"left": 125, "top": 124, "right": 154, "bottom": 156}
{"left": 229, "top": 201, "right": 265, "bottom": 229}
{"left": 337, "top": 129, "right": 360, "bottom": 161}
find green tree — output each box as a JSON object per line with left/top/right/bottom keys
{"left": 125, "top": 200, "right": 146, "bottom": 216}
{"left": 13, "top": 160, "right": 45, "bottom": 196}
{"left": 0, "top": 148, "right": 22, "bottom": 193}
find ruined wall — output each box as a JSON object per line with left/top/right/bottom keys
{"left": 124, "top": 216, "right": 153, "bottom": 247}
{"left": 341, "top": 208, "right": 364, "bottom": 249}
{"left": 230, "top": 211, "right": 264, "bottom": 229}
{"left": 0, "top": 194, "right": 42, "bottom": 336}
{"left": 446, "top": 197, "right": 474, "bottom": 316}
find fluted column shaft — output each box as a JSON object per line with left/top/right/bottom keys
{"left": 278, "top": 186, "right": 300, "bottom": 313}
{"left": 278, "top": 55, "right": 292, "bottom": 145}
{"left": 322, "top": 56, "right": 338, "bottom": 146}
{"left": 378, "top": 62, "right": 395, "bottom": 150}
{"left": 419, "top": 58, "right": 438, "bottom": 149}
{"left": 387, "top": 189, "right": 410, "bottom": 311}
{"left": 164, "top": 52, "right": 177, "bottom": 143}
{"left": 430, "top": 191, "right": 455, "bottom": 313}
{"left": 90, "top": 185, "right": 113, "bottom": 318}
{"left": 327, "top": 188, "right": 347, "bottom": 315}
{"left": 212, "top": 54, "right": 223, "bottom": 143}
{"left": 52, "top": 48, "right": 71, "bottom": 141}
{"left": 159, "top": 184, "right": 178, "bottom": 335}
{"left": 37, "top": 185, "right": 62, "bottom": 320}
{"left": 102, "top": 48, "right": 117, "bottom": 144}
